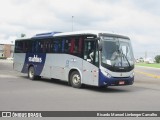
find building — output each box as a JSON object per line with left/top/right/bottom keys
{"left": 144, "top": 57, "right": 154, "bottom": 64}
{"left": 0, "top": 44, "right": 14, "bottom": 58}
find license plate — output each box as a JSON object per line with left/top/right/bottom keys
{"left": 119, "top": 81, "right": 125, "bottom": 85}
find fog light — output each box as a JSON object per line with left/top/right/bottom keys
{"left": 130, "top": 72, "right": 134, "bottom": 78}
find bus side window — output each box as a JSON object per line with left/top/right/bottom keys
{"left": 94, "top": 42, "right": 99, "bottom": 67}
{"left": 47, "top": 40, "right": 52, "bottom": 53}
{"left": 39, "top": 41, "right": 43, "bottom": 53}
{"left": 53, "top": 39, "right": 62, "bottom": 53}
{"left": 22, "top": 41, "right": 26, "bottom": 52}
{"left": 78, "top": 37, "right": 83, "bottom": 58}
{"left": 70, "top": 38, "right": 75, "bottom": 54}
{"left": 27, "top": 41, "right": 32, "bottom": 53}
{"left": 25, "top": 41, "right": 29, "bottom": 53}
{"left": 64, "top": 39, "right": 69, "bottom": 53}
{"left": 46, "top": 39, "right": 52, "bottom": 53}
{"left": 74, "top": 37, "right": 79, "bottom": 54}
{"left": 67, "top": 37, "right": 83, "bottom": 57}
{"left": 61, "top": 38, "right": 69, "bottom": 53}
{"left": 15, "top": 40, "right": 33, "bottom": 53}
{"left": 78, "top": 37, "right": 83, "bottom": 54}
{"left": 37, "top": 41, "right": 39, "bottom": 53}
{"left": 50, "top": 40, "right": 53, "bottom": 53}
{"left": 62, "top": 39, "right": 65, "bottom": 53}
{"left": 15, "top": 41, "right": 21, "bottom": 53}
{"left": 25, "top": 40, "right": 32, "bottom": 53}
{"left": 35, "top": 41, "right": 39, "bottom": 53}
{"left": 43, "top": 40, "right": 47, "bottom": 53}
{"left": 84, "top": 41, "right": 95, "bottom": 62}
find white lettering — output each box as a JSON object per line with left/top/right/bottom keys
{"left": 125, "top": 113, "right": 141, "bottom": 117}
{"left": 12, "top": 112, "right": 27, "bottom": 117}
{"left": 28, "top": 55, "right": 42, "bottom": 63}
{"left": 28, "top": 113, "right": 42, "bottom": 117}
{"left": 97, "top": 113, "right": 110, "bottom": 117}
{"left": 142, "top": 113, "right": 157, "bottom": 117}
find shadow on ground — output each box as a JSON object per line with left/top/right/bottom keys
{"left": 20, "top": 76, "right": 136, "bottom": 93}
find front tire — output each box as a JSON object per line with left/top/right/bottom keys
{"left": 70, "top": 71, "right": 82, "bottom": 88}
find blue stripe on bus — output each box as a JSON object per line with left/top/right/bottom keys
{"left": 21, "top": 53, "right": 46, "bottom": 76}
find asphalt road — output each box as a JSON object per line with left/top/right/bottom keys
{"left": 0, "top": 60, "right": 160, "bottom": 112}
{"left": 136, "top": 65, "right": 160, "bottom": 76}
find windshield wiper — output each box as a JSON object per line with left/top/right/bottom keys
{"left": 111, "top": 50, "right": 131, "bottom": 69}
{"left": 121, "top": 52, "right": 131, "bottom": 67}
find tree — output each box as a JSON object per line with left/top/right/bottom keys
{"left": 155, "top": 55, "right": 160, "bottom": 63}
{"left": 21, "top": 33, "right": 26, "bottom": 38}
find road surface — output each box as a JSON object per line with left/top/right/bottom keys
{"left": 0, "top": 60, "right": 160, "bottom": 119}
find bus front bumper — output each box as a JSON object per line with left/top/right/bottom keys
{"left": 99, "top": 71, "right": 134, "bottom": 87}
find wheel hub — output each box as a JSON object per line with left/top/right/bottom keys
{"left": 72, "top": 74, "right": 80, "bottom": 85}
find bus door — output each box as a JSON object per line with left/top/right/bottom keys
{"left": 83, "top": 39, "right": 99, "bottom": 86}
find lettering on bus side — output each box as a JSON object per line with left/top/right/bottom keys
{"left": 28, "top": 55, "right": 42, "bottom": 63}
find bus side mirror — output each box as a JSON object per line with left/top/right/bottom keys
{"left": 98, "top": 40, "right": 102, "bottom": 51}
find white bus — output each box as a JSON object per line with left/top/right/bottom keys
{"left": 13, "top": 30, "right": 135, "bottom": 88}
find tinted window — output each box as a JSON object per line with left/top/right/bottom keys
{"left": 53, "top": 36, "right": 84, "bottom": 57}
{"left": 84, "top": 41, "right": 95, "bottom": 60}
{"left": 52, "top": 39, "right": 62, "bottom": 53}
{"left": 15, "top": 36, "right": 84, "bottom": 57}
{"left": 67, "top": 36, "right": 83, "bottom": 57}
{"left": 15, "top": 41, "right": 23, "bottom": 53}
{"left": 15, "top": 40, "right": 32, "bottom": 53}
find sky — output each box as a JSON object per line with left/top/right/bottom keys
{"left": 0, "top": 0, "right": 160, "bottom": 58}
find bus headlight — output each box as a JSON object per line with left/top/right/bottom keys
{"left": 130, "top": 72, "right": 134, "bottom": 78}
{"left": 101, "top": 70, "right": 112, "bottom": 78}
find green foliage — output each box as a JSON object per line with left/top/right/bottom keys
{"left": 0, "top": 57, "right": 6, "bottom": 59}
{"left": 155, "top": 55, "right": 160, "bottom": 63}
{"left": 136, "top": 63, "right": 160, "bottom": 68}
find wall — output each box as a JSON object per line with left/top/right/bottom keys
{"left": 0, "top": 44, "right": 14, "bottom": 58}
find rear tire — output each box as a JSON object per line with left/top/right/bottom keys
{"left": 28, "top": 66, "right": 36, "bottom": 80}
{"left": 70, "top": 71, "right": 82, "bottom": 88}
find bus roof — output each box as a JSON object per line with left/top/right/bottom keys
{"left": 54, "top": 30, "right": 129, "bottom": 39}
{"left": 54, "top": 30, "right": 112, "bottom": 37}
{"left": 32, "top": 32, "right": 61, "bottom": 39}
{"left": 16, "top": 30, "right": 129, "bottom": 41}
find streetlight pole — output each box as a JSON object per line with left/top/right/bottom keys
{"left": 72, "top": 16, "right": 74, "bottom": 31}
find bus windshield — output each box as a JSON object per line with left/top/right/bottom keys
{"left": 101, "top": 36, "right": 134, "bottom": 72}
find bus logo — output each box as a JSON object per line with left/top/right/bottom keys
{"left": 28, "top": 55, "right": 42, "bottom": 63}
{"left": 2, "top": 112, "right": 11, "bottom": 117}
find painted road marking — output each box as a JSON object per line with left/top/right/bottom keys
{"left": 135, "top": 71, "right": 160, "bottom": 79}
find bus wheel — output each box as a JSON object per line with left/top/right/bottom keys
{"left": 28, "top": 66, "right": 36, "bottom": 80}
{"left": 70, "top": 71, "right": 82, "bottom": 88}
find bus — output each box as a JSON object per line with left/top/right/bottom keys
{"left": 13, "top": 30, "right": 135, "bottom": 88}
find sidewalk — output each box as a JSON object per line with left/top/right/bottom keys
{"left": 0, "top": 59, "right": 13, "bottom": 63}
